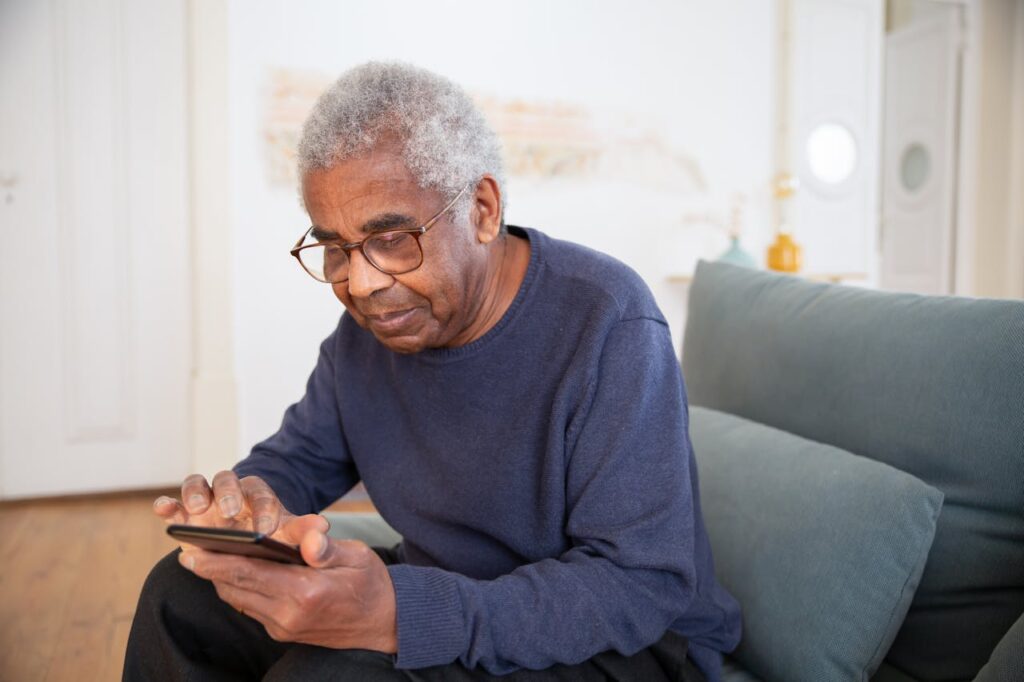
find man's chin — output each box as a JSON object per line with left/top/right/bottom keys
{"left": 373, "top": 332, "right": 429, "bottom": 354}
{"left": 366, "top": 317, "right": 434, "bottom": 354}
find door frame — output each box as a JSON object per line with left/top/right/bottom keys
{"left": 187, "top": 0, "right": 239, "bottom": 477}
{"left": 953, "top": 0, "right": 1024, "bottom": 298}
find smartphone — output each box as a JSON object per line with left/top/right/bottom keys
{"left": 166, "top": 524, "right": 307, "bottom": 565}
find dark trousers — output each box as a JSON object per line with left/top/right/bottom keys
{"left": 123, "top": 549, "right": 707, "bottom": 681}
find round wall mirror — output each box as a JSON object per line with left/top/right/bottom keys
{"left": 805, "top": 123, "right": 858, "bottom": 185}
{"left": 900, "top": 143, "right": 930, "bottom": 193}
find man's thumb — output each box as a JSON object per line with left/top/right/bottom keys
{"left": 300, "top": 530, "right": 367, "bottom": 568}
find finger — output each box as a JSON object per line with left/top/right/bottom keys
{"left": 301, "top": 532, "right": 374, "bottom": 569}
{"left": 278, "top": 513, "right": 330, "bottom": 545}
{"left": 181, "top": 474, "right": 213, "bottom": 515}
{"left": 179, "top": 549, "right": 282, "bottom": 598}
{"left": 211, "top": 470, "right": 245, "bottom": 519}
{"left": 153, "top": 496, "right": 188, "bottom": 524}
{"left": 212, "top": 580, "right": 304, "bottom": 644}
{"left": 240, "top": 476, "right": 281, "bottom": 534}
{"left": 211, "top": 579, "right": 278, "bottom": 624}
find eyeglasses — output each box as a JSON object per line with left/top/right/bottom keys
{"left": 290, "top": 184, "right": 470, "bottom": 284}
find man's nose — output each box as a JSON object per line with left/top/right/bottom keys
{"left": 346, "top": 248, "right": 394, "bottom": 298}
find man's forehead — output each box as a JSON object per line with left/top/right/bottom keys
{"left": 303, "top": 171, "right": 437, "bottom": 238}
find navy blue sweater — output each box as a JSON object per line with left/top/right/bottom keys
{"left": 234, "top": 227, "right": 741, "bottom": 679}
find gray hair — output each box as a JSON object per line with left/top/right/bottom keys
{"left": 297, "top": 61, "right": 505, "bottom": 224}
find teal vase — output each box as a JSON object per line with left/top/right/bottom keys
{"left": 716, "top": 235, "right": 757, "bottom": 268}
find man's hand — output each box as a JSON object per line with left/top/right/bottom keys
{"left": 154, "top": 471, "right": 328, "bottom": 547}
{"left": 179, "top": 531, "right": 398, "bottom": 653}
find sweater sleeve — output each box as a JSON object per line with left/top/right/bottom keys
{"left": 387, "top": 318, "right": 699, "bottom": 673}
{"left": 233, "top": 323, "right": 358, "bottom": 515}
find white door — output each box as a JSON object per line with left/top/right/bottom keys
{"left": 880, "top": 6, "right": 963, "bottom": 294}
{"left": 0, "top": 0, "right": 191, "bottom": 498}
{"left": 789, "top": 0, "right": 884, "bottom": 278}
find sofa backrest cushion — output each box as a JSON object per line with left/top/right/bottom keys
{"left": 681, "top": 261, "right": 1024, "bottom": 680}
{"left": 690, "top": 406, "right": 942, "bottom": 682}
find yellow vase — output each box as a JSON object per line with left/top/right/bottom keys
{"left": 767, "top": 233, "right": 803, "bottom": 273}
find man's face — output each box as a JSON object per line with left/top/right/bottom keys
{"left": 301, "top": 145, "right": 487, "bottom": 354}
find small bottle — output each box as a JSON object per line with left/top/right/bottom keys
{"left": 767, "top": 173, "right": 802, "bottom": 273}
{"left": 767, "top": 228, "right": 803, "bottom": 273}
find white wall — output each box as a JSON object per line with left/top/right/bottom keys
{"left": 226, "top": 0, "right": 778, "bottom": 457}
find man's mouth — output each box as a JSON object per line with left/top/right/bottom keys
{"left": 365, "top": 308, "right": 419, "bottom": 334}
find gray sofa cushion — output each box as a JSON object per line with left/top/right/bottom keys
{"left": 324, "top": 511, "right": 403, "bottom": 548}
{"left": 682, "top": 261, "right": 1024, "bottom": 680}
{"left": 690, "top": 406, "right": 942, "bottom": 682}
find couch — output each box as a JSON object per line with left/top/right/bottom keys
{"left": 682, "top": 261, "right": 1023, "bottom": 682}
{"left": 326, "top": 260, "right": 1024, "bottom": 682}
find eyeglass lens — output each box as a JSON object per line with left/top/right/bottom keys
{"left": 299, "top": 231, "right": 423, "bottom": 282}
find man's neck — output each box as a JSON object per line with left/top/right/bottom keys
{"left": 446, "top": 232, "right": 530, "bottom": 348}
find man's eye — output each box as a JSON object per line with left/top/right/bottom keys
{"left": 323, "top": 244, "right": 347, "bottom": 263}
{"left": 374, "top": 233, "right": 411, "bottom": 250}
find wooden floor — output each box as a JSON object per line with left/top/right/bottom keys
{"left": 0, "top": 490, "right": 179, "bottom": 681}
{"left": 0, "top": 489, "right": 375, "bottom": 682}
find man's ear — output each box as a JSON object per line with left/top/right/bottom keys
{"left": 471, "top": 175, "right": 502, "bottom": 245}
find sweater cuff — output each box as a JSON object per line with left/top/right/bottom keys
{"left": 387, "top": 564, "right": 466, "bottom": 669}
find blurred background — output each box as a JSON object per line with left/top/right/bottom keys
{"left": 1, "top": 0, "right": 1022, "bottom": 500}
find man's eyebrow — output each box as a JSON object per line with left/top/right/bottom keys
{"left": 310, "top": 213, "right": 418, "bottom": 243}
{"left": 310, "top": 226, "right": 339, "bottom": 241}
{"left": 361, "top": 213, "right": 417, "bottom": 234}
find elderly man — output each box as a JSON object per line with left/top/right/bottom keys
{"left": 124, "top": 62, "right": 741, "bottom": 681}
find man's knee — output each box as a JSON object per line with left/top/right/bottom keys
{"left": 135, "top": 548, "right": 213, "bottom": 617}
{"left": 264, "top": 646, "right": 404, "bottom": 681}
{"left": 127, "top": 549, "right": 288, "bottom": 680}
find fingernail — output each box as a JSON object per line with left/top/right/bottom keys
{"left": 218, "top": 495, "right": 240, "bottom": 518}
{"left": 153, "top": 496, "right": 172, "bottom": 509}
{"left": 187, "top": 494, "right": 207, "bottom": 512}
{"left": 255, "top": 515, "right": 273, "bottom": 534}
{"left": 317, "top": 533, "right": 328, "bottom": 558}
{"left": 179, "top": 552, "right": 196, "bottom": 572}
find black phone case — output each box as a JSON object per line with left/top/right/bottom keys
{"left": 166, "top": 524, "right": 307, "bottom": 565}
